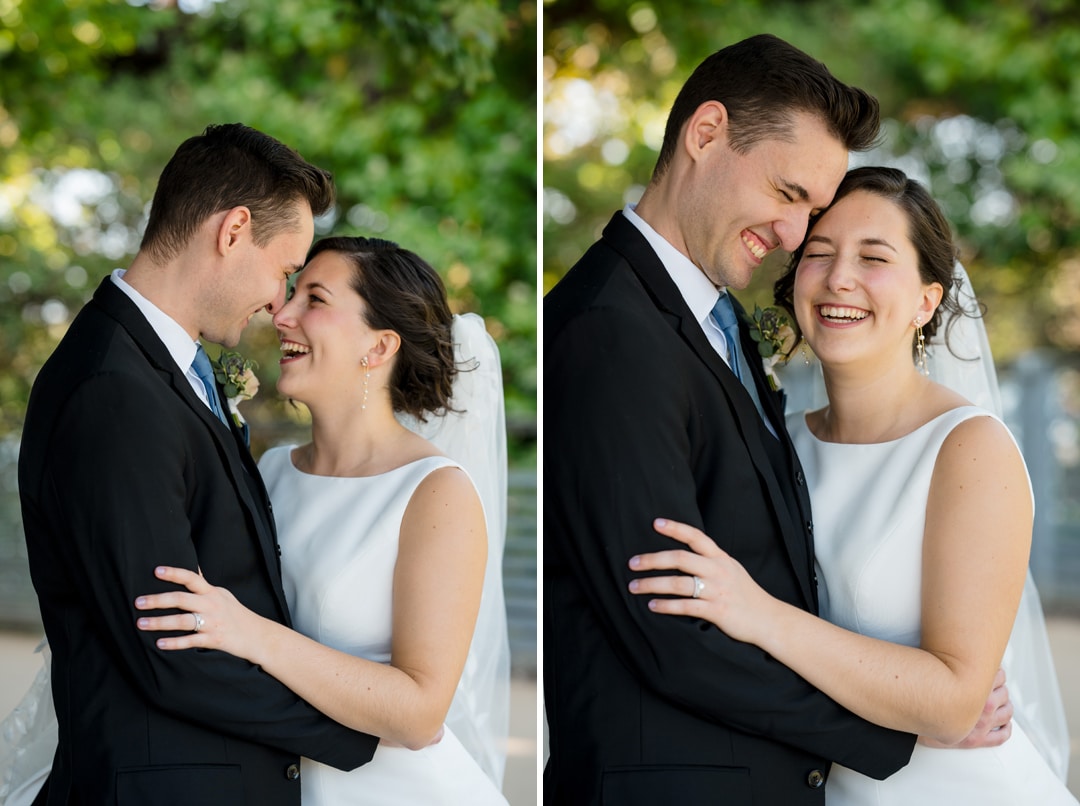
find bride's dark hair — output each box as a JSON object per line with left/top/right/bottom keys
{"left": 774, "top": 166, "right": 975, "bottom": 358}
{"left": 306, "top": 236, "right": 457, "bottom": 420}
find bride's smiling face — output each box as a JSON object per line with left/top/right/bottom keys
{"left": 271, "top": 250, "right": 379, "bottom": 406}
{"left": 793, "top": 190, "right": 943, "bottom": 370}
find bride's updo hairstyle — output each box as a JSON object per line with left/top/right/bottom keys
{"left": 774, "top": 166, "right": 969, "bottom": 358}
{"left": 306, "top": 236, "right": 457, "bottom": 420}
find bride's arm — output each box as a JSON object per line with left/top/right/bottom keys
{"left": 135, "top": 466, "right": 487, "bottom": 749}
{"left": 628, "top": 416, "right": 1032, "bottom": 744}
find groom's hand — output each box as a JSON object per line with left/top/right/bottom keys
{"left": 918, "top": 668, "right": 1013, "bottom": 749}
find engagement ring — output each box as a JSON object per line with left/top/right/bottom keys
{"left": 191, "top": 612, "right": 204, "bottom": 633}
{"left": 692, "top": 576, "right": 705, "bottom": 599}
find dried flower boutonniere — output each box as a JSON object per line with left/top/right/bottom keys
{"left": 744, "top": 305, "right": 797, "bottom": 391}
{"left": 212, "top": 350, "right": 260, "bottom": 428}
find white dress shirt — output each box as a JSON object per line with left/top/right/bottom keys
{"left": 110, "top": 269, "right": 214, "bottom": 411}
{"left": 622, "top": 206, "right": 776, "bottom": 436}
{"left": 622, "top": 205, "right": 736, "bottom": 369}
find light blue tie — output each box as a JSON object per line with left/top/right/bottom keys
{"left": 711, "top": 292, "right": 774, "bottom": 434}
{"left": 191, "top": 345, "right": 229, "bottom": 427}
{"left": 711, "top": 292, "right": 743, "bottom": 381}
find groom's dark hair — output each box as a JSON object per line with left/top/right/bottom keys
{"left": 139, "top": 123, "right": 334, "bottom": 263}
{"left": 652, "top": 34, "right": 880, "bottom": 180}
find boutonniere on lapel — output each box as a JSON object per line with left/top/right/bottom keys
{"left": 743, "top": 305, "right": 797, "bottom": 391}
{"left": 212, "top": 350, "right": 260, "bottom": 428}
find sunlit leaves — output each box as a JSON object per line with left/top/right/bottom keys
{"left": 543, "top": 0, "right": 1080, "bottom": 361}
{"left": 1, "top": 0, "right": 536, "bottom": 453}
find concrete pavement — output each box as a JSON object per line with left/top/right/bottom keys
{"left": 0, "top": 630, "right": 538, "bottom": 805}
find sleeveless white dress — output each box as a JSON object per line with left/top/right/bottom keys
{"left": 788, "top": 407, "right": 1078, "bottom": 805}
{"left": 258, "top": 446, "right": 508, "bottom": 806}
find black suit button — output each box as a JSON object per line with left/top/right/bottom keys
{"left": 285, "top": 763, "right": 300, "bottom": 781}
{"left": 806, "top": 520, "right": 814, "bottom": 535}
{"left": 807, "top": 769, "right": 825, "bottom": 788}
{"left": 276, "top": 543, "right": 282, "bottom": 558}
{"left": 796, "top": 470, "right": 805, "bottom": 486}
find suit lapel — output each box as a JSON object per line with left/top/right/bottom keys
{"left": 602, "top": 215, "right": 816, "bottom": 609}
{"left": 90, "top": 278, "right": 292, "bottom": 621}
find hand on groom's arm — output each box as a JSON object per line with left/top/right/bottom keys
{"left": 919, "top": 668, "right": 1013, "bottom": 749}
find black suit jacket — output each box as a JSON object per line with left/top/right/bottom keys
{"left": 543, "top": 213, "right": 916, "bottom": 805}
{"left": 19, "top": 277, "right": 377, "bottom": 806}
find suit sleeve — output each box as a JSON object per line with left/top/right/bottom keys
{"left": 546, "top": 306, "right": 915, "bottom": 778}
{"left": 40, "top": 371, "right": 377, "bottom": 770}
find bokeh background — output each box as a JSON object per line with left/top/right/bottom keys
{"left": 544, "top": 0, "right": 1080, "bottom": 795}
{"left": 0, "top": 1, "right": 537, "bottom": 803}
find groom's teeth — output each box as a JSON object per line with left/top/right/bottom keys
{"left": 819, "top": 305, "right": 869, "bottom": 321}
{"left": 742, "top": 234, "right": 767, "bottom": 259}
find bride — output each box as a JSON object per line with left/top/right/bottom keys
{"left": 1, "top": 236, "right": 511, "bottom": 805}
{"left": 629, "top": 167, "right": 1076, "bottom": 803}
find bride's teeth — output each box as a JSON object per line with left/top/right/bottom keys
{"left": 280, "top": 340, "right": 311, "bottom": 357}
{"left": 742, "top": 234, "right": 766, "bottom": 259}
{"left": 819, "top": 305, "right": 869, "bottom": 321}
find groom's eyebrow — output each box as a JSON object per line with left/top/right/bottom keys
{"left": 779, "top": 178, "right": 810, "bottom": 201}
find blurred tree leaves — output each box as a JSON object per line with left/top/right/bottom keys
{"left": 1, "top": 0, "right": 536, "bottom": 458}
{"left": 543, "top": 0, "right": 1080, "bottom": 363}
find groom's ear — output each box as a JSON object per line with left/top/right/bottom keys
{"left": 365, "top": 330, "right": 401, "bottom": 368}
{"left": 684, "top": 100, "right": 730, "bottom": 163}
{"left": 216, "top": 206, "right": 252, "bottom": 255}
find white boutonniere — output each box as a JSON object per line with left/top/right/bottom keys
{"left": 212, "top": 350, "right": 260, "bottom": 428}
{"left": 744, "top": 305, "right": 797, "bottom": 391}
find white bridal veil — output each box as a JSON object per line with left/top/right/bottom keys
{"left": 397, "top": 312, "right": 512, "bottom": 787}
{"left": 0, "top": 313, "right": 511, "bottom": 801}
{"left": 779, "top": 263, "right": 1071, "bottom": 781}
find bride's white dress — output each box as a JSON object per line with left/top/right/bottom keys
{"left": 788, "top": 406, "right": 1078, "bottom": 805}
{"left": 258, "top": 446, "right": 508, "bottom": 805}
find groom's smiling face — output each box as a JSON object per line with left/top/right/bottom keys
{"left": 676, "top": 109, "right": 848, "bottom": 291}
{"left": 204, "top": 199, "right": 315, "bottom": 347}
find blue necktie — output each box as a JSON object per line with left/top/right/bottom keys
{"left": 711, "top": 292, "right": 743, "bottom": 381}
{"left": 192, "top": 345, "right": 229, "bottom": 427}
{"left": 710, "top": 292, "right": 774, "bottom": 435}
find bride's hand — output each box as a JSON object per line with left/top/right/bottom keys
{"left": 628, "top": 518, "right": 775, "bottom": 645}
{"left": 135, "top": 566, "right": 261, "bottom": 662}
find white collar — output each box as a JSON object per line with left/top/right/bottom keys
{"left": 110, "top": 269, "right": 200, "bottom": 375}
{"left": 622, "top": 204, "right": 721, "bottom": 326}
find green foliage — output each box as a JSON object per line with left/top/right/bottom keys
{"left": 0, "top": 0, "right": 536, "bottom": 457}
{"left": 543, "top": 0, "right": 1080, "bottom": 364}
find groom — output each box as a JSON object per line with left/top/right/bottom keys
{"left": 19, "top": 124, "right": 377, "bottom": 805}
{"left": 543, "top": 35, "right": 916, "bottom": 804}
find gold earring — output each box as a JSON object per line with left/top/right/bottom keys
{"left": 913, "top": 317, "right": 928, "bottom": 376}
{"left": 361, "top": 356, "right": 370, "bottom": 410}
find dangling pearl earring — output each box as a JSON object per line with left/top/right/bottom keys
{"left": 913, "top": 316, "right": 929, "bottom": 376}
{"left": 360, "top": 356, "right": 370, "bottom": 410}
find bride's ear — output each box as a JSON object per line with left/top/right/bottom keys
{"left": 916, "top": 282, "right": 944, "bottom": 323}
{"left": 364, "top": 331, "right": 401, "bottom": 369}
